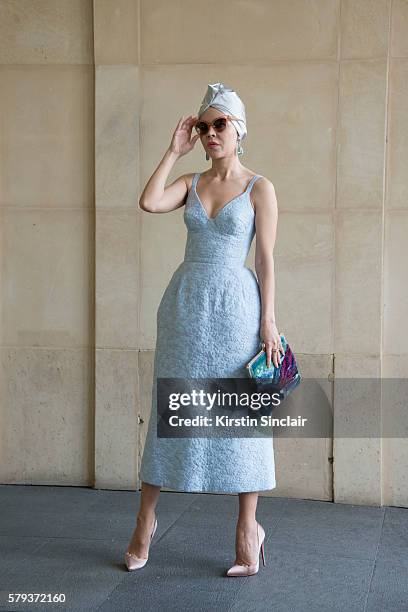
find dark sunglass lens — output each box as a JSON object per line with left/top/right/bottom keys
{"left": 214, "top": 118, "right": 227, "bottom": 131}
{"left": 196, "top": 122, "right": 209, "bottom": 134}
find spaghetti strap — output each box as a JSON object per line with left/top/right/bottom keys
{"left": 246, "top": 175, "right": 263, "bottom": 194}
{"left": 192, "top": 172, "right": 200, "bottom": 189}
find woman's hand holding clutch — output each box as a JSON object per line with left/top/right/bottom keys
{"left": 260, "top": 320, "right": 284, "bottom": 368}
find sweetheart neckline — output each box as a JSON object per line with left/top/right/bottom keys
{"left": 193, "top": 173, "right": 258, "bottom": 220}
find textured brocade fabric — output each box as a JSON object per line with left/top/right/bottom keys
{"left": 139, "top": 173, "right": 276, "bottom": 493}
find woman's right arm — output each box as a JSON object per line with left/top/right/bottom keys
{"left": 139, "top": 115, "right": 199, "bottom": 213}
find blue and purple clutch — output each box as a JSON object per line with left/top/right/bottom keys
{"left": 245, "top": 333, "right": 301, "bottom": 402}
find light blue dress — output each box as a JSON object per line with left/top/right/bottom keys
{"left": 139, "top": 172, "right": 276, "bottom": 493}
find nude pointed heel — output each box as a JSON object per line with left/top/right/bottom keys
{"left": 226, "top": 521, "right": 266, "bottom": 577}
{"left": 260, "top": 538, "right": 266, "bottom": 566}
{"left": 124, "top": 516, "right": 157, "bottom": 571}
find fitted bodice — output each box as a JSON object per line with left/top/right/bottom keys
{"left": 183, "top": 173, "right": 262, "bottom": 267}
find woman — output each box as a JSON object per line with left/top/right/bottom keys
{"left": 124, "top": 82, "right": 283, "bottom": 577}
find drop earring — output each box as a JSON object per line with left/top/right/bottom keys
{"left": 236, "top": 138, "right": 244, "bottom": 157}
{"left": 205, "top": 152, "right": 210, "bottom": 161}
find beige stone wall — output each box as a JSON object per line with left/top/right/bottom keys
{"left": 0, "top": 0, "right": 95, "bottom": 486}
{"left": 0, "top": 0, "right": 406, "bottom": 506}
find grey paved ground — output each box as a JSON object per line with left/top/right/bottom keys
{"left": 0, "top": 485, "right": 407, "bottom": 611}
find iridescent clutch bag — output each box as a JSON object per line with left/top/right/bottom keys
{"left": 245, "top": 333, "right": 301, "bottom": 405}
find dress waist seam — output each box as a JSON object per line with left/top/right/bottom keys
{"left": 183, "top": 259, "right": 246, "bottom": 267}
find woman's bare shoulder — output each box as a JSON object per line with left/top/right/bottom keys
{"left": 180, "top": 172, "right": 198, "bottom": 192}
{"left": 254, "top": 174, "right": 275, "bottom": 188}
{"left": 251, "top": 175, "right": 277, "bottom": 212}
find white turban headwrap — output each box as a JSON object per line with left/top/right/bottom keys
{"left": 197, "top": 82, "right": 247, "bottom": 142}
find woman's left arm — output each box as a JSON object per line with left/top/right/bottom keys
{"left": 253, "top": 178, "right": 284, "bottom": 368}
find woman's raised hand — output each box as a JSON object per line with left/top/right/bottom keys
{"left": 169, "top": 115, "right": 200, "bottom": 157}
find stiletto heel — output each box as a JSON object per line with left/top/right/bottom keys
{"left": 124, "top": 515, "right": 157, "bottom": 571}
{"left": 226, "top": 521, "right": 266, "bottom": 577}
{"left": 260, "top": 539, "right": 266, "bottom": 566}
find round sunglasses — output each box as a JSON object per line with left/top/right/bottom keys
{"left": 194, "top": 115, "right": 244, "bottom": 135}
